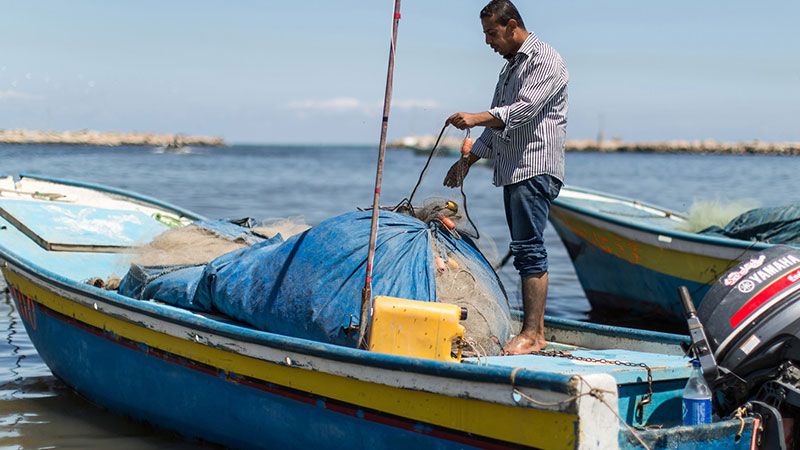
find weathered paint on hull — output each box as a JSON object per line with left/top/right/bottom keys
{"left": 550, "top": 209, "right": 749, "bottom": 322}
{"left": 558, "top": 224, "right": 708, "bottom": 319}
{"left": 3, "top": 267, "right": 580, "bottom": 450}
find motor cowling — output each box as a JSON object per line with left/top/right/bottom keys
{"left": 699, "top": 246, "right": 800, "bottom": 382}
{"left": 695, "top": 245, "right": 800, "bottom": 448}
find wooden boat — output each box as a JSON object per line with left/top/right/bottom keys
{"left": 549, "top": 185, "right": 780, "bottom": 323}
{"left": 0, "top": 174, "right": 760, "bottom": 449}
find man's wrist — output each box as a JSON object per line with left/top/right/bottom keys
{"left": 473, "top": 111, "right": 504, "bottom": 128}
{"left": 463, "top": 153, "right": 480, "bottom": 165}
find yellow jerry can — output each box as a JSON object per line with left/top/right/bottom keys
{"left": 368, "top": 296, "right": 466, "bottom": 362}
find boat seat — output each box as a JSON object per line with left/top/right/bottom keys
{"left": 0, "top": 199, "right": 169, "bottom": 252}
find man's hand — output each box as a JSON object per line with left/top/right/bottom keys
{"left": 447, "top": 112, "right": 479, "bottom": 130}
{"left": 446, "top": 111, "right": 505, "bottom": 130}
{"left": 443, "top": 158, "right": 471, "bottom": 188}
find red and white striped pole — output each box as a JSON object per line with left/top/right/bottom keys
{"left": 358, "top": 0, "right": 402, "bottom": 349}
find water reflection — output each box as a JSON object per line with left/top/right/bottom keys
{"left": 0, "top": 278, "right": 216, "bottom": 448}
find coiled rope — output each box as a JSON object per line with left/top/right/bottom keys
{"left": 397, "top": 122, "right": 480, "bottom": 239}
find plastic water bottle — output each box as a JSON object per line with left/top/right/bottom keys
{"left": 682, "top": 359, "right": 713, "bottom": 425}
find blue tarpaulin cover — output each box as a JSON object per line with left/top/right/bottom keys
{"left": 118, "top": 264, "right": 207, "bottom": 310}
{"left": 700, "top": 204, "right": 800, "bottom": 245}
{"left": 119, "top": 210, "right": 509, "bottom": 347}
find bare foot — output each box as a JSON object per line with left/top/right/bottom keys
{"left": 502, "top": 333, "right": 546, "bottom": 355}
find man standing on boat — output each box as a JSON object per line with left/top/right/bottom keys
{"left": 443, "top": 0, "right": 568, "bottom": 355}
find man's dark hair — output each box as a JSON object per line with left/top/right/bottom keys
{"left": 480, "top": 0, "right": 526, "bottom": 29}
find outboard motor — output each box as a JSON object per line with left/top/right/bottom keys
{"left": 682, "top": 245, "right": 800, "bottom": 449}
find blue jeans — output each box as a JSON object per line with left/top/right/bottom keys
{"left": 503, "top": 174, "right": 562, "bottom": 278}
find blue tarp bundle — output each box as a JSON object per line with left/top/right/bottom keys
{"left": 700, "top": 204, "right": 800, "bottom": 245}
{"left": 119, "top": 211, "right": 509, "bottom": 347}
{"left": 118, "top": 264, "right": 206, "bottom": 310}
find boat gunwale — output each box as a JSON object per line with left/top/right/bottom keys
{"left": 0, "top": 174, "right": 685, "bottom": 392}
{"left": 553, "top": 185, "right": 773, "bottom": 251}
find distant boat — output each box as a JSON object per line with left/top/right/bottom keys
{"left": 0, "top": 174, "right": 759, "bottom": 449}
{"left": 549, "top": 185, "right": 785, "bottom": 323}
{"left": 389, "top": 135, "right": 463, "bottom": 153}
{"left": 390, "top": 136, "right": 491, "bottom": 165}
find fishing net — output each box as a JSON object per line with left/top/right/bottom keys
{"left": 409, "top": 197, "right": 512, "bottom": 356}
{"left": 252, "top": 217, "right": 311, "bottom": 240}
{"left": 677, "top": 199, "right": 759, "bottom": 233}
{"left": 433, "top": 244, "right": 512, "bottom": 357}
{"left": 132, "top": 225, "right": 247, "bottom": 267}
{"left": 131, "top": 218, "right": 310, "bottom": 267}
{"left": 699, "top": 203, "right": 800, "bottom": 245}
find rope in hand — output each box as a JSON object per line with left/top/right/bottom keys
{"left": 400, "top": 122, "right": 450, "bottom": 212}
{"left": 457, "top": 129, "right": 480, "bottom": 240}
{"left": 397, "top": 122, "right": 481, "bottom": 240}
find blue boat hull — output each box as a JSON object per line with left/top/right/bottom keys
{"left": 23, "top": 298, "right": 501, "bottom": 450}
{"left": 556, "top": 222, "right": 710, "bottom": 322}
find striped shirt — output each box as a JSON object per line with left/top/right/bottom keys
{"left": 470, "top": 32, "right": 569, "bottom": 186}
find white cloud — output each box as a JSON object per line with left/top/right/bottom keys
{"left": 393, "top": 99, "right": 440, "bottom": 110}
{"left": 0, "top": 90, "right": 42, "bottom": 101}
{"left": 287, "top": 97, "right": 440, "bottom": 115}
{"left": 288, "top": 97, "right": 364, "bottom": 112}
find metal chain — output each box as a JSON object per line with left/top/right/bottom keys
{"left": 531, "top": 350, "right": 654, "bottom": 416}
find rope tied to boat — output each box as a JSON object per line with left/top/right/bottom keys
{"left": 527, "top": 349, "right": 654, "bottom": 417}
{"left": 733, "top": 406, "right": 748, "bottom": 441}
{"left": 454, "top": 336, "right": 489, "bottom": 365}
{"left": 509, "top": 371, "right": 652, "bottom": 450}
{"left": 573, "top": 375, "right": 653, "bottom": 450}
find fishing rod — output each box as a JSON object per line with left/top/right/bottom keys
{"left": 358, "top": 0, "right": 402, "bottom": 350}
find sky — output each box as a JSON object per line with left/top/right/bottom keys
{"left": 1, "top": 1, "right": 799, "bottom": 144}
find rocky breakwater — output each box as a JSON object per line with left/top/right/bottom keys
{"left": 0, "top": 129, "right": 225, "bottom": 147}
{"left": 391, "top": 135, "right": 800, "bottom": 155}
{"left": 566, "top": 139, "right": 800, "bottom": 155}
